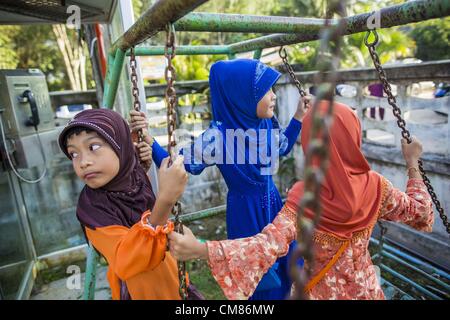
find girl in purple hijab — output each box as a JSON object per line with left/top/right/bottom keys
{"left": 58, "top": 108, "right": 189, "bottom": 300}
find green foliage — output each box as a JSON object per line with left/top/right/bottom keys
{"left": 271, "top": 0, "right": 327, "bottom": 18}
{"left": 0, "top": 24, "right": 94, "bottom": 91}
{"left": 187, "top": 260, "right": 226, "bottom": 299}
{"left": 410, "top": 18, "right": 450, "bottom": 61}
{"left": 2, "top": 0, "right": 445, "bottom": 90}
{"left": 131, "top": 0, "right": 439, "bottom": 81}
{"left": 282, "top": 0, "right": 417, "bottom": 69}
{"left": 287, "top": 42, "right": 320, "bottom": 71}
{"left": 173, "top": 53, "right": 227, "bottom": 82}
{"left": 341, "top": 28, "right": 416, "bottom": 68}
{"left": 0, "top": 26, "right": 19, "bottom": 69}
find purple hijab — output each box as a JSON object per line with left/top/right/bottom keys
{"left": 58, "top": 109, "right": 156, "bottom": 230}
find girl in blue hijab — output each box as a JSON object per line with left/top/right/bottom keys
{"left": 130, "top": 59, "right": 310, "bottom": 299}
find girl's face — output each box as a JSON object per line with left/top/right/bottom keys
{"left": 66, "top": 131, "right": 120, "bottom": 189}
{"left": 256, "top": 88, "right": 276, "bottom": 119}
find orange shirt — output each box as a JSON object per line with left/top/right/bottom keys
{"left": 85, "top": 210, "right": 183, "bottom": 300}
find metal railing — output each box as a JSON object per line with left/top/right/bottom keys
{"left": 101, "top": 0, "right": 450, "bottom": 109}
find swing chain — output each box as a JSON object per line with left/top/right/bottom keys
{"left": 130, "top": 47, "right": 143, "bottom": 143}
{"left": 165, "top": 23, "right": 178, "bottom": 160}
{"left": 164, "top": 22, "right": 188, "bottom": 300}
{"left": 290, "top": 0, "right": 346, "bottom": 300}
{"left": 278, "top": 46, "right": 307, "bottom": 97}
{"left": 129, "top": 46, "right": 152, "bottom": 171}
{"left": 365, "top": 29, "right": 449, "bottom": 234}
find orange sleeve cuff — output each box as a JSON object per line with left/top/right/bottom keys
{"left": 140, "top": 210, "right": 174, "bottom": 235}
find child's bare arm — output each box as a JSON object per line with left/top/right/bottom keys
{"left": 149, "top": 156, "right": 188, "bottom": 225}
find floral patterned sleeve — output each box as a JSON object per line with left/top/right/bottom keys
{"left": 379, "top": 177, "right": 433, "bottom": 232}
{"left": 206, "top": 205, "right": 296, "bottom": 300}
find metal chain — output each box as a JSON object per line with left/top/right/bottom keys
{"left": 278, "top": 47, "right": 307, "bottom": 97}
{"left": 365, "top": 29, "right": 449, "bottom": 234}
{"left": 164, "top": 22, "right": 188, "bottom": 300}
{"left": 289, "top": 0, "right": 346, "bottom": 300}
{"left": 130, "top": 47, "right": 144, "bottom": 143}
{"left": 129, "top": 47, "right": 152, "bottom": 171}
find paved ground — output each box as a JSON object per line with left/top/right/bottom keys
{"left": 31, "top": 265, "right": 111, "bottom": 300}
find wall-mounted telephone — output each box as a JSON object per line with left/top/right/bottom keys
{"left": 20, "top": 89, "right": 40, "bottom": 129}
{"left": 0, "top": 69, "right": 59, "bottom": 183}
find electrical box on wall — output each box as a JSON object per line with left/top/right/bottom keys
{"left": 0, "top": 69, "right": 60, "bottom": 169}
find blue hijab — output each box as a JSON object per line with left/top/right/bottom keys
{"left": 209, "top": 59, "right": 283, "bottom": 181}
{"left": 210, "top": 59, "right": 281, "bottom": 130}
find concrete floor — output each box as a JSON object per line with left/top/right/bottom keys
{"left": 30, "top": 265, "right": 111, "bottom": 300}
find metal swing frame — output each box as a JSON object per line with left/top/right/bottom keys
{"left": 83, "top": 0, "right": 450, "bottom": 300}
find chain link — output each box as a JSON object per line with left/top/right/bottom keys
{"left": 365, "top": 29, "right": 449, "bottom": 234}
{"left": 129, "top": 46, "right": 152, "bottom": 171}
{"left": 290, "top": 0, "right": 347, "bottom": 300}
{"left": 278, "top": 46, "right": 307, "bottom": 97}
{"left": 163, "top": 22, "right": 188, "bottom": 300}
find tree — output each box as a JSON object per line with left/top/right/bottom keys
{"left": 410, "top": 18, "right": 450, "bottom": 62}
{"left": 0, "top": 24, "right": 69, "bottom": 91}
{"left": 0, "top": 26, "right": 19, "bottom": 69}
{"left": 52, "top": 24, "right": 88, "bottom": 91}
{"left": 130, "top": 0, "right": 442, "bottom": 79}
{"left": 341, "top": 28, "right": 415, "bottom": 68}
{"left": 270, "top": 0, "right": 328, "bottom": 18}
{"left": 0, "top": 24, "right": 94, "bottom": 92}
{"left": 284, "top": 0, "right": 416, "bottom": 70}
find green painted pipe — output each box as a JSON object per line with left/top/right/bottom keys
{"left": 103, "top": 49, "right": 125, "bottom": 109}
{"left": 127, "top": 45, "right": 230, "bottom": 56}
{"left": 177, "top": 205, "right": 226, "bottom": 224}
{"left": 380, "top": 277, "right": 414, "bottom": 300}
{"left": 375, "top": 250, "right": 450, "bottom": 292}
{"left": 102, "top": 52, "right": 115, "bottom": 108}
{"left": 110, "top": 0, "right": 208, "bottom": 53}
{"left": 174, "top": 12, "right": 326, "bottom": 34}
{"left": 83, "top": 244, "right": 99, "bottom": 300}
{"left": 370, "top": 238, "right": 450, "bottom": 281}
{"left": 228, "top": 0, "right": 450, "bottom": 53}
{"left": 253, "top": 49, "right": 262, "bottom": 60}
{"left": 379, "top": 263, "right": 442, "bottom": 300}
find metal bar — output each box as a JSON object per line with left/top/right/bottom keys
{"left": 128, "top": 45, "right": 230, "bottom": 56}
{"left": 174, "top": 12, "right": 326, "bottom": 34}
{"left": 376, "top": 250, "right": 450, "bottom": 292}
{"left": 109, "top": 0, "right": 209, "bottom": 53}
{"left": 370, "top": 238, "right": 450, "bottom": 281}
{"left": 177, "top": 205, "right": 226, "bottom": 224}
{"left": 379, "top": 263, "right": 442, "bottom": 300}
{"left": 278, "top": 59, "right": 450, "bottom": 84}
{"left": 102, "top": 52, "right": 114, "bottom": 108}
{"left": 253, "top": 49, "right": 262, "bottom": 60}
{"left": 103, "top": 49, "right": 125, "bottom": 109}
{"left": 50, "top": 90, "right": 98, "bottom": 110}
{"left": 228, "top": 0, "right": 450, "bottom": 53}
{"left": 17, "top": 262, "right": 34, "bottom": 300}
{"left": 380, "top": 277, "right": 415, "bottom": 300}
{"left": 83, "top": 244, "right": 99, "bottom": 300}
{"left": 145, "top": 79, "right": 209, "bottom": 97}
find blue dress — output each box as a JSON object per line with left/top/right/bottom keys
{"left": 151, "top": 59, "right": 302, "bottom": 300}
